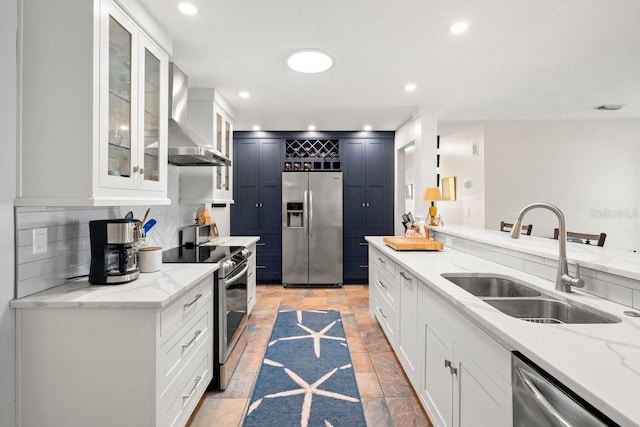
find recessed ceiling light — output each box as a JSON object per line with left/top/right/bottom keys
{"left": 450, "top": 21, "right": 469, "bottom": 34}
{"left": 308, "top": 125, "right": 316, "bottom": 131}
{"left": 363, "top": 125, "right": 372, "bottom": 131}
{"left": 178, "top": 2, "right": 198, "bottom": 15}
{"left": 404, "top": 83, "right": 417, "bottom": 92}
{"left": 239, "top": 91, "right": 250, "bottom": 99}
{"left": 287, "top": 49, "right": 334, "bottom": 74}
{"left": 252, "top": 125, "right": 261, "bottom": 131}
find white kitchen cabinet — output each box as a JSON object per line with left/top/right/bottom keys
{"left": 397, "top": 269, "right": 419, "bottom": 388}
{"left": 180, "top": 89, "right": 234, "bottom": 204}
{"left": 367, "top": 245, "right": 511, "bottom": 427}
{"left": 247, "top": 242, "right": 257, "bottom": 314}
{"left": 17, "top": 0, "right": 170, "bottom": 206}
{"left": 14, "top": 275, "right": 213, "bottom": 427}
{"left": 418, "top": 282, "right": 512, "bottom": 427}
{"left": 369, "top": 247, "right": 399, "bottom": 345}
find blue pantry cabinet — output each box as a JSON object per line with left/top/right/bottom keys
{"left": 232, "top": 132, "right": 394, "bottom": 285}
{"left": 342, "top": 138, "right": 394, "bottom": 283}
{"left": 231, "top": 137, "right": 283, "bottom": 283}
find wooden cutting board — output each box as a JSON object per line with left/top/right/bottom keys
{"left": 383, "top": 237, "right": 444, "bottom": 251}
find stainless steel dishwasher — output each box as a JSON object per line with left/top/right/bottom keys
{"left": 512, "top": 352, "right": 618, "bottom": 427}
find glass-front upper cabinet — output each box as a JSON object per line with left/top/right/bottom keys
{"left": 138, "top": 34, "right": 167, "bottom": 191}
{"left": 106, "top": 11, "right": 136, "bottom": 186}
{"left": 100, "top": 1, "right": 167, "bottom": 193}
{"left": 214, "top": 105, "right": 233, "bottom": 192}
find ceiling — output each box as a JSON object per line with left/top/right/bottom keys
{"left": 137, "top": 0, "right": 640, "bottom": 131}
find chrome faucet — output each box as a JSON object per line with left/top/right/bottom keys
{"left": 510, "top": 203, "right": 584, "bottom": 293}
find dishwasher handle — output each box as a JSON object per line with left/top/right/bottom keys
{"left": 516, "top": 366, "right": 571, "bottom": 427}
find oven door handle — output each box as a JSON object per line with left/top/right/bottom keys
{"left": 515, "top": 366, "right": 572, "bottom": 427}
{"left": 223, "top": 264, "right": 249, "bottom": 287}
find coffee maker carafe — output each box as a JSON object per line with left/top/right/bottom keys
{"left": 89, "top": 219, "right": 141, "bottom": 285}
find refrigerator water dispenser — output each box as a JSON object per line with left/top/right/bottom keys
{"left": 286, "top": 202, "right": 304, "bottom": 228}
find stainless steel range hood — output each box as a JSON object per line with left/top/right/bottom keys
{"left": 167, "top": 63, "right": 231, "bottom": 167}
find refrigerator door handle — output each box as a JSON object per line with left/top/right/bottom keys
{"left": 309, "top": 190, "right": 313, "bottom": 238}
{"left": 303, "top": 190, "right": 309, "bottom": 234}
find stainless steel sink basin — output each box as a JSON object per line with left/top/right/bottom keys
{"left": 441, "top": 274, "right": 542, "bottom": 298}
{"left": 484, "top": 298, "right": 621, "bottom": 324}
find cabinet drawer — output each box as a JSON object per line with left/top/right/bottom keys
{"left": 160, "top": 276, "right": 213, "bottom": 337}
{"left": 256, "top": 254, "right": 281, "bottom": 282}
{"left": 344, "top": 255, "right": 368, "bottom": 284}
{"left": 254, "top": 234, "right": 281, "bottom": 256}
{"left": 374, "top": 263, "right": 399, "bottom": 312}
{"left": 373, "top": 251, "right": 396, "bottom": 278}
{"left": 372, "top": 285, "right": 398, "bottom": 345}
{"left": 160, "top": 335, "right": 211, "bottom": 427}
{"left": 344, "top": 234, "right": 369, "bottom": 258}
{"left": 158, "top": 307, "right": 211, "bottom": 393}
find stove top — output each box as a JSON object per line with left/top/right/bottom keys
{"left": 162, "top": 245, "right": 243, "bottom": 264}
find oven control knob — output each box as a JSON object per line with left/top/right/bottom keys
{"left": 241, "top": 249, "right": 251, "bottom": 259}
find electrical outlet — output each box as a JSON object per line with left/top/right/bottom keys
{"left": 32, "top": 228, "right": 48, "bottom": 254}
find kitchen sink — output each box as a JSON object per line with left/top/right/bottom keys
{"left": 441, "top": 274, "right": 542, "bottom": 298}
{"left": 484, "top": 298, "right": 621, "bottom": 324}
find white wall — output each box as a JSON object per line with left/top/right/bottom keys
{"left": 0, "top": 0, "right": 17, "bottom": 425}
{"left": 394, "top": 114, "right": 438, "bottom": 235}
{"left": 437, "top": 122, "right": 485, "bottom": 227}
{"left": 484, "top": 120, "right": 640, "bottom": 251}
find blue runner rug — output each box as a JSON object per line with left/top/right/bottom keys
{"left": 243, "top": 310, "right": 367, "bottom": 427}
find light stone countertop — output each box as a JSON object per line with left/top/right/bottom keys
{"left": 10, "top": 263, "right": 217, "bottom": 309}
{"left": 10, "top": 237, "right": 260, "bottom": 310}
{"left": 433, "top": 225, "right": 640, "bottom": 281}
{"left": 366, "top": 235, "right": 640, "bottom": 427}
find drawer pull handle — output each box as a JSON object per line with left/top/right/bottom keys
{"left": 256, "top": 265, "right": 266, "bottom": 269}
{"left": 359, "top": 242, "right": 369, "bottom": 246}
{"left": 184, "top": 293, "right": 202, "bottom": 308}
{"left": 256, "top": 243, "right": 266, "bottom": 246}
{"left": 399, "top": 272, "right": 412, "bottom": 282}
{"left": 182, "top": 376, "right": 202, "bottom": 400}
{"left": 378, "top": 307, "right": 387, "bottom": 319}
{"left": 182, "top": 330, "right": 202, "bottom": 349}
{"left": 377, "top": 257, "right": 386, "bottom": 264}
{"left": 358, "top": 265, "right": 369, "bottom": 269}
{"left": 444, "top": 359, "right": 452, "bottom": 368}
{"left": 377, "top": 280, "right": 387, "bottom": 290}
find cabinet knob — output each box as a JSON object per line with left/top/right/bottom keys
{"left": 366, "top": 202, "right": 370, "bottom": 207}
{"left": 132, "top": 166, "right": 139, "bottom": 173}
{"left": 255, "top": 203, "right": 259, "bottom": 208}
{"left": 139, "top": 168, "right": 144, "bottom": 175}
{"left": 444, "top": 359, "right": 452, "bottom": 368}
{"left": 362, "top": 203, "right": 365, "bottom": 207}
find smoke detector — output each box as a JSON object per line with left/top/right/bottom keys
{"left": 595, "top": 104, "right": 624, "bottom": 111}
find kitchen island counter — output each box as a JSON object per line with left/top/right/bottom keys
{"left": 367, "top": 235, "right": 640, "bottom": 427}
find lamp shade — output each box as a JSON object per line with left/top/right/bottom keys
{"left": 423, "top": 187, "right": 442, "bottom": 202}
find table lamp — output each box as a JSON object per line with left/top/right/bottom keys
{"left": 423, "top": 187, "right": 442, "bottom": 226}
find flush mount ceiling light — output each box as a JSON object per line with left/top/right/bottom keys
{"left": 178, "top": 2, "right": 198, "bottom": 15}
{"left": 252, "top": 125, "right": 261, "bottom": 131}
{"left": 404, "top": 83, "right": 417, "bottom": 92}
{"left": 239, "top": 91, "right": 250, "bottom": 99}
{"left": 308, "top": 125, "right": 317, "bottom": 131}
{"left": 450, "top": 21, "right": 469, "bottom": 34}
{"left": 363, "top": 125, "right": 372, "bottom": 131}
{"left": 287, "top": 49, "right": 334, "bottom": 74}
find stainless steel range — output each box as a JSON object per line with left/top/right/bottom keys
{"left": 162, "top": 239, "right": 251, "bottom": 390}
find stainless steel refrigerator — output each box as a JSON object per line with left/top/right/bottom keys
{"left": 282, "top": 172, "right": 343, "bottom": 286}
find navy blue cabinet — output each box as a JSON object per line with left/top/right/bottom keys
{"left": 232, "top": 138, "right": 283, "bottom": 283}
{"left": 342, "top": 138, "right": 394, "bottom": 283}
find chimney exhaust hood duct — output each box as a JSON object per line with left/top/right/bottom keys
{"left": 167, "top": 63, "right": 231, "bottom": 167}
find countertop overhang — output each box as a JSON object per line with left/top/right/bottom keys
{"left": 366, "top": 235, "right": 640, "bottom": 427}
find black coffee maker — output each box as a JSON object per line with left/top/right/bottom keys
{"left": 89, "top": 219, "right": 141, "bottom": 285}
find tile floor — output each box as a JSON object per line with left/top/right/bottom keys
{"left": 186, "top": 285, "right": 433, "bottom": 427}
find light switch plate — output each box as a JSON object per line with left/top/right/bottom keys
{"left": 33, "top": 228, "right": 48, "bottom": 254}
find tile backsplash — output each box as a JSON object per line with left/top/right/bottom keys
{"left": 15, "top": 165, "right": 204, "bottom": 298}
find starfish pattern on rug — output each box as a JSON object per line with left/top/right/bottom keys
{"left": 247, "top": 360, "right": 359, "bottom": 427}
{"left": 269, "top": 320, "right": 346, "bottom": 358}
